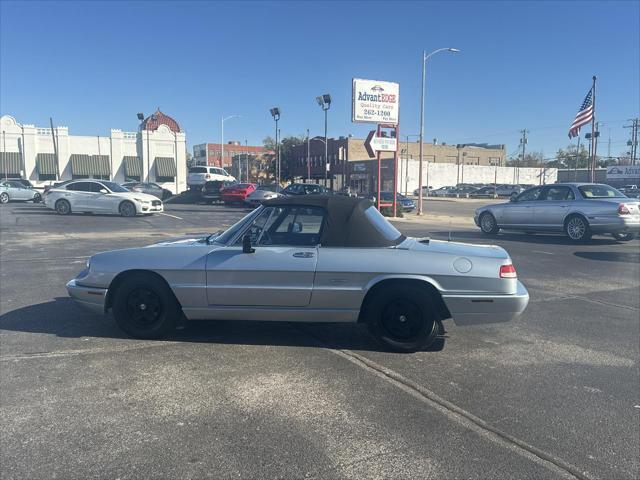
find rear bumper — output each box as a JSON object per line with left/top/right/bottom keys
{"left": 589, "top": 215, "right": 640, "bottom": 234}
{"left": 66, "top": 279, "right": 107, "bottom": 314}
{"left": 442, "top": 280, "right": 529, "bottom": 326}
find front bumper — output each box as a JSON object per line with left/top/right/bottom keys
{"left": 442, "top": 280, "right": 529, "bottom": 326}
{"left": 138, "top": 201, "right": 164, "bottom": 213}
{"left": 66, "top": 279, "right": 107, "bottom": 314}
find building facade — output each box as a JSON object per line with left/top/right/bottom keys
{"left": 0, "top": 109, "right": 187, "bottom": 193}
{"left": 290, "top": 136, "right": 506, "bottom": 192}
{"left": 193, "top": 142, "right": 271, "bottom": 169}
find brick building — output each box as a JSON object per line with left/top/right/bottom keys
{"left": 193, "top": 142, "right": 271, "bottom": 169}
{"left": 290, "top": 136, "right": 506, "bottom": 192}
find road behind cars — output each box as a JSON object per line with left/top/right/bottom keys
{"left": 1, "top": 200, "right": 638, "bottom": 479}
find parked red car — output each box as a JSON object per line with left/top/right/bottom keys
{"left": 220, "top": 183, "right": 257, "bottom": 204}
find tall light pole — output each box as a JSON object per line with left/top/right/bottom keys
{"left": 306, "top": 128, "right": 311, "bottom": 181}
{"left": 316, "top": 94, "right": 331, "bottom": 187}
{"left": 418, "top": 47, "right": 460, "bottom": 215}
{"left": 270, "top": 108, "right": 280, "bottom": 186}
{"left": 221, "top": 114, "right": 240, "bottom": 170}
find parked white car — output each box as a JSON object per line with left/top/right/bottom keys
{"left": 44, "top": 180, "right": 163, "bottom": 216}
{"left": 187, "top": 166, "right": 236, "bottom": 190}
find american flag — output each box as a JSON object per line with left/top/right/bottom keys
{"left": 568, "top": 88, "right": 594, "bottom": 138}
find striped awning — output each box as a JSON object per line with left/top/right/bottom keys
{"left": 123, "top": 156, "right": 142, "bottom": 177}
{"left": 36, "top": 153, "right": 58, "bottom": 175}
{"left": 155, "top": 157, "right": 176, "bottom": 177}
{"left": 0, "top": 152, "right": 22, "bottom": 175}
{"left": 70, "top": 154, "right": 110, "bottom": 176}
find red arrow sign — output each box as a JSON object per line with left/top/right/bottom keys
{"left": 364, "top": 130, "right": 376, "bottom": 158}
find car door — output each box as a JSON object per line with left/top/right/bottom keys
{"left": 65, "top": 182, "right": 97, "bottom": 210}
{"left": 7, "top": 182, "right": 29, "bottom": 200}
{"left": 501, "top": 186, "right": 542, "bottom": 227}
{"left": 87, "top": 182, "right": 116, "bottom": 212}
{"left": 534, "top": 186, "right": 575, "bottom": 230}
{"left": 205, "top": 205, "right": 323, "bottom": 307}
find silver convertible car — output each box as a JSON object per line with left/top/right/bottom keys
{"left": 67, "top": 196, "right": 529, "bottom": 352}
{"left": 474, "top": 183, "right": 640, "bottom": 242}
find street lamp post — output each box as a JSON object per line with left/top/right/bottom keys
{"left": 306, "top": 128, "right": 311, "bottom": 181}
{"left": 136, "top": 112, "right": 151, "bottom": 181}
{"left": 316, "top": 94, "right": 331, "bottom": 188}
{"left": 418, "top": 47, "right": 460, "bottom": 215}
{"left": 221, "top": 114, "right": 240, "bottom": 171}
{"left": 270, "top": 108, "right": 280, "bottom": 186}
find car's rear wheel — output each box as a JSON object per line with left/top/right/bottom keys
{"left": 565, "top": 215, "right": 591, "bottom": 242}
{"left": 33, "top": 192, "right": 42, "bottom": 203}
{"left": 612, "top": 232, "right": 635, "bottom": 241}
{"left": 479, "top": 212, "right": 499, "bottom": 234}
{"left": 364, "top": 284, "right": 440, "bottom": 353}
{"left": 0, "top": 192, "right": 9, "bottom": 204}
{"left": 119, "top": 200, "right": 137, "bottom": 217}
{"left": 112, "top": 273, "right": 180, "bottom": 339}
{"left": 55, "top": 199, "right": 71, "bottom": 215}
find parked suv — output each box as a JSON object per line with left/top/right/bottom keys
{"left": 187, "top": 166, "right": 236, "bottom": 190}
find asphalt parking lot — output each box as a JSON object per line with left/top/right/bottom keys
{"left": 1, "top": 199, "right": 639, "bottom": 480}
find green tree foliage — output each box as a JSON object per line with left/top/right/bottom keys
{"left": 547, "top": 145, "right": 590, "bottom": 168}
{"left": 507, "top": 151, "right": 545, "bottom": 167}
{"left": 263, "top": 135, "right": 306, "bottom": 183}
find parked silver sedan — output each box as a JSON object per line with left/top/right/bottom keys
{"left": 0, "top": 180, "right": 41, "bottom": 203}
{"left": 67, "top": 196, "right": 529, "bottom": 352}
{"left": 474, "top": 183, "right": 640, "bottom": 242}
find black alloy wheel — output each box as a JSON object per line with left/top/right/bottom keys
{"left": 365, "top": 283, "right": 440, "bottom": 353}
{"left": 112, "top": 273, "right": 180, "bottom": 339}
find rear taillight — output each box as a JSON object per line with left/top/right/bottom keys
{"left": 499, "top": 264, "right": 517, "bottom": 278}
{"left": 618, "top": 203, "right": 631, "bottom": 215}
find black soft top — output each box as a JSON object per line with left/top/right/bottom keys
{"left": 263, "top": 195, "right": 405, "bottom": 247}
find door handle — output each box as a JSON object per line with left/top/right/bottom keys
{"left": 293, "top": 252, "right": 314, "bottom": 258}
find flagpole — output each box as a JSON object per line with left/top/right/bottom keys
{"left": 574, "top": 135, "right": 580, "bottom": 181}
{"left": 589, "top": 75, "right": 597, "bottom": 182}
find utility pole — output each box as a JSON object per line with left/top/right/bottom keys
{"left": 624, "top": 118, "right": 639, "bottom": 165}
{"left": 518, "top": 129, "right": 528, "bottom": 184}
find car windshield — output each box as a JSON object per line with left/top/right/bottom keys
{"left": 189, "top": 167, "right": 207, "bottom": 174}
{"left": 578, "top": 184, "right": 625, "bottom": 199}
{"left": 363, "top": 206, "right": 403, "bottom": 242}
{"left": 210, "top": 207, "right": 263, "bottom": 244}
{"left": 101, "top": 181, "right": 129, "bottom": 193}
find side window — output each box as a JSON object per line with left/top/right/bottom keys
{"left": 92, "top": 182, "right": 107, "bottom": 193}
{"left": 541, "top": 187, "right": 574, "bottom": 201}
{"left": 67, "top": 182, "right": 93, "bottom": 192}
{"left": 240, "top": 206, "right": 325, "bottom": 247}
{"left": 517, "top": 187, "right": 542, "bottom": 202}
{"left": 237, "top": 206, "right": 285, "bottom": 245}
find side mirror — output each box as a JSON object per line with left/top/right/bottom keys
{"left": 100, "top": 189, "right": 108, "bottom": 194}
{"left": 242, "top": 234, "right": 255, "bottom": 254}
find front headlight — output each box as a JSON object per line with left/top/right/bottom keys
{"left": 133, "top": 197, "right": 150, "bottom": 203}
{"left": 86, "top": 257, "right": 91, "bottom": 269}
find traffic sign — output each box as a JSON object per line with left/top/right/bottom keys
{"left": 364, "top": 130, "right": 398, "bottom": 158}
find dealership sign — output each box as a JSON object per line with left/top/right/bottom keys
{"left": 352, "top": 78, "right": 399, "bottom": 125}
{"left": 606, "top": 165, "right": 640, "bottom": 179}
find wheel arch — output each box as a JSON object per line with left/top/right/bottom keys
{"left": 105, "top": 269, "right": 180, "bottom": 311}
{"left": 358, "top": 276, "right": 451, "bottom": 323}
{"left": 119, "top": 199, "right": 138, "bottom": 213}
{"left": 563, "top": 210, "right": 589, "bottom": 227}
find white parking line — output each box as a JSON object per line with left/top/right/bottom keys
{"left": 532, "top": 250, "right": 554, "bottom": 255}
{"left": 158, "top": 212, "right": 183, "bottom": 220}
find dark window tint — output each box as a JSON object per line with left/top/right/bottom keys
{"left": 66, "top": 182, "right": 94, "bottom": 192}
{"left": 189, "top": 167, "right": 207, "bottom": 174}
{"left": 517, "top": 187, "right": 542, "bottom": 202}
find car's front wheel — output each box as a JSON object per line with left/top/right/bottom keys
{"left": 0, "top": 192, "right": 9, "bottom": 204}
{"left": 479, "top": 212, "right": 499, "bottom": 234}
{"left": 364, "top": 284, "right": 440, "bottom": 353}
{"left": 112, "top": 273, "right": 181, "bottom": 339}
{"left": 32, "top": 192, "right": 42, "bottom": 203}
{"left": 612, "top": 232, "right": 635, "bottom": 241}
{"left": 565, "top": 215, "right": 591, "bottom": 242}
{"left": 119, "top": 200, "right": 137, "bottom": 217}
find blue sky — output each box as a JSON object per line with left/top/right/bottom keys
{"left": 1, "top": 0, "right": 638, "bottom": 159}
